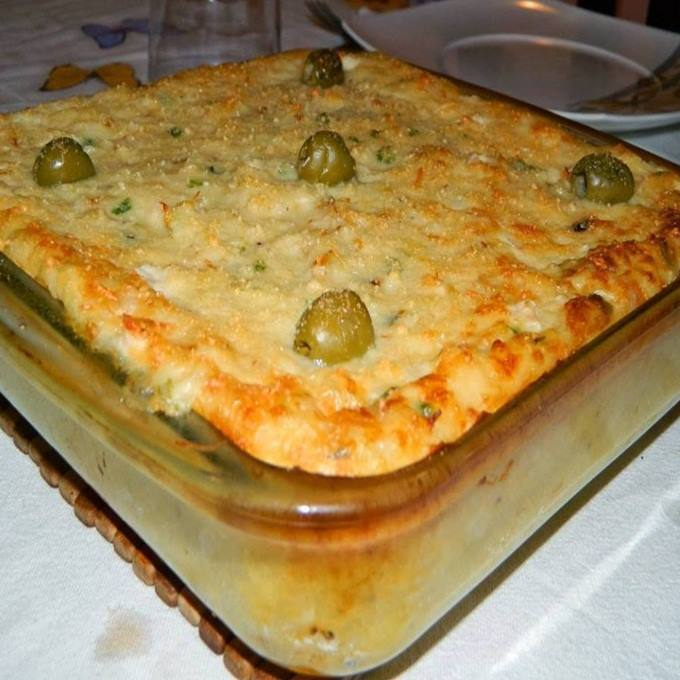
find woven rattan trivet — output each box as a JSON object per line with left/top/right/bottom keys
{"left": 0, "top": 392, "right": 353, "bottom": 680}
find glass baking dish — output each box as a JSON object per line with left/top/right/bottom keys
{"left": 1, "top": 141, "right": 680, "bottom": 676}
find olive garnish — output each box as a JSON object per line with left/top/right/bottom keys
{"left": 293, "top": 289, "right": 375, "bottom": 365}
{"left": 570, "top": 153, "right": 634, "bottom": 204}
{"left": 33, "top": 137, "right": 95, "bottom": 187}
{"left": 297, "top": 130, "right": 356, "bottom": 185}
{"left": 301, "top": 49, "right": 344, "bottom": 88}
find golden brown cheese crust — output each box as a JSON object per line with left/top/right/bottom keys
{"left": 1, "top": 51, "right": 679, "bottom": 476}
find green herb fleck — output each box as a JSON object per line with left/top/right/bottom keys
{"left": 507, "top": 325, "right": 521, "bottom": 334}
{"left": 380, "top": 386, "right": 398, "bottom": 400}
{"left": 169, "top": 126, "right": 183, "bottom": 138}
{"left": 316, "top": 112, "right": 331, "bottom": 125}
{"left": 188, "top": 177, "right": 203, "bottom": 187}
{"left": 376, "top": 146, "right": 396, "bottom": 164}
{"left": 417, "top": 402, "right": 441, "bottom": 421}
{"left": 387, "top": 310, "right": 404, "bottom": 325}
{"left": 406, "top": 127, "right": 419, "bottom": 136}
{"left": 386, "top": 255, "right": 403, "bottom": 273}
{"left": 111, "top": 198, "right": 132, "bottom": 215}
{"left": 253, "top": 259, "right": 267, "bottom": 273}
{"left": 276, "top": 161, "right": 297, "bottom": 180}
{"left": 511, "top": 158, "right": 536, "bottom": 172}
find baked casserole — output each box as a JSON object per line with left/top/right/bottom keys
{"left": 1, "top": 50, "right": 679, "bottom": 476}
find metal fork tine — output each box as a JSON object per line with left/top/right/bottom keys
{"left": 306, "top": 0, "right": 358, "bottom": 46}
{"left": 306, "top": 0, "right": 340, "bottom": 32}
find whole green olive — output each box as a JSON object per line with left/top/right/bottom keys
{"left": 297, "top": 130, "right": 356, "bottom": 186}
{"left": 570, "top": 153, "right": 634, "bottom": 204}
{"left": 301, "top": 49, "right": 344, "bottom": 88}
{"left": 33, "top": 137, "right": 95, "bottom": 187}
{"left": 293, "top": 289, "right": 375, "bottom": 365}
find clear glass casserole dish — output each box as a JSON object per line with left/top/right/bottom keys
{"left": 1, "top": 85, "right": 680, "bottom": 674}
{"left": 1, "top": 234, "right": 679, "bottom": 677}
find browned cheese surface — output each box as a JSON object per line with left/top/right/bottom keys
{"left": 1, "top": 51, "right": 679, "bottom": 475}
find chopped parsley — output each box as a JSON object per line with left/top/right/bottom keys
{"left": 376, "top": 146, "right": 396, "bottom": 164}
{"left": 188, "top": 177, "right": 203, "bottom": 187}
{"left": 111, "top": 198, "right": 132, "bottom": 215}
{"left": 380, "top": 386, "right": 397, "bottom": 400}
{"left": 511, "top": 158, "right": 537, "bottom": 172}
{"left": 387, "top": 310, "right": 404, "bottom": 325}
{"left": 417, "top": 402, "right": 441, "bottom": 421}
{"left": 386, "top": 255, "right": 403, "bottom": 272}
{"left": 276, "top": 161, "right": 297, "bottom": 180}
{"left": 169, "top": 126, "right": 183, "bottom": 137}
{"left": 253, "top": 259, "right": 267, "bottom": 272}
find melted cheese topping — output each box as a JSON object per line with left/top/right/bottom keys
{"left": 1, "top": 51, "right": 679, "bottom": 475}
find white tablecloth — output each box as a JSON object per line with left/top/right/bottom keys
{"left": 1, "top": 2, "right": 679, "bottom": 679}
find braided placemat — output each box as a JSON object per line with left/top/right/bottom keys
{"left": 0, "top": 392, "right": 348, "bottom": 680}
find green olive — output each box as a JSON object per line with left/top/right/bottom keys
{"left": 33, "top": 137, "right": 95, "bottom": 187}
{"left": 297, "top": 130, "right": 356, "bottom": 185}
{"left": 301, "top": 49, "right": 344, "bottom": 88}
{"left": 293, "top": 289, "right": 375, "bottom": 365}
{"left": 570, "top": 153, "right": 634, "bottom": 204}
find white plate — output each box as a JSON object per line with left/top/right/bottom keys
{"left": 343, "top": 0, "right": 680, "bottom": 132}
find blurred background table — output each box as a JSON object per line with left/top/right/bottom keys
{"left": 1, "top": 2, "right": 679, "bottom": 679}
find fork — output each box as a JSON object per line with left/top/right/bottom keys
{"left": 305, "top": 0, "right": 361, "bottom": 47}
{"left": 573, "top": 41, "right": 680, "bottom": 115}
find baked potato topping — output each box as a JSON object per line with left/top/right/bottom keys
{"left": 1, "top": 51, "right": 679, "bottom": 475}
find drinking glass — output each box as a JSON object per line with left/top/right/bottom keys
{"left": 148, "top": 0, "right": 281, "bottom": 81}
